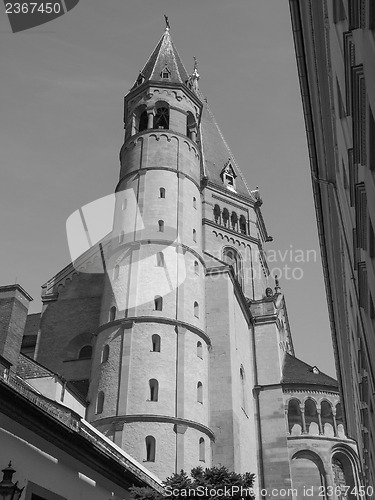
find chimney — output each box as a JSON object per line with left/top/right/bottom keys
{"left": 0, "top": 284, "right": 33, "bottom": 372}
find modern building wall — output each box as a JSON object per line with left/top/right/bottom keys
{"left": 289, "top": 0, "right": 375, "bottom": 485}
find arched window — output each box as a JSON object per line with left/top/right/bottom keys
{"left": 213, "top": 204, "right": 221, "bottom": 223}
{"left": 159, "top": 187, "right": 166, "bottom": 198}
{"left": 114, "top": 265, "right": 120, "bottom": 280}
{"left": 194, "top": 261, "right": 199, "bottom": 274}
{"left": 231, "top": 211, "right": 238, "bottom": 231}
{"left": 223, "top": 247, "right": 243, "bottom": 288}
{"left": 193, "top": 197, "right": 197, "bottom": 209}
{"left": 158, "top": 220, "right": 164, "bottom": 232}
{"left": 193, "top": 229, "right": 197, "bottom": 242}
{"left": 287, "top": 399, "right": 302, "bottom": 435}
{"left": 239, "top": 215, "right": 247, "bottom": 235}
{"left": 145, "top": 436, "right": 156, "bottom": 462}
{"left": 96, "top": 391, "right": 104, "bottom": 414}
{"left": 321, "top": 401, "right": 334, "bottom": 436}
{"left": 152, "top": 334, "right": 161, "bottom": 352}
{"left": 102, "top": 344, "right": 110, "bottom": 363}
{"left": 197, "top": 381, "right": 203, "bottom": 403}
{"left": 149, "top": 379, "right": 159, "bottom": 401}
{"left": 78, "top": 345, "right": 92, "bottom": 360}
{"left": 199, "top": 437, "right": 205, "bottom": 462}
{"left": 156, "top": 252, "right": 165, "bottom": 267}
{"left": 222, "top": 208, "right": 229, "bottom": 227}
{"left": 153, "top": 104, "right": 169, "bottom": 129}
{"left": 240, "top": 366, "right": 247, "bottom": 412}
{"left": 194, "top": 301, "right": 199, "bottom": 318}
{"left": 119, "top": 230, "right": 125, "bottom": 243}
{"left": 186, "top": 112, "right": 197, "bottom": 141}
{"left": 139, "top": 110, "right": 148, "bottom": 132}
{"left": 197, "top": 341, "right": 203, "bottom": 359}
{"left": 109, "top": 306, "right": 116, "bottom": 322}
{"left": 305, "top": 399, "right": 319, "bottom": 435}
{"left": 154, "top": 296, "right": 163, "bottom": 311}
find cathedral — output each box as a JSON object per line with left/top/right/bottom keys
{"left": 1, "top": 26, "right": 363, "bottom": 498}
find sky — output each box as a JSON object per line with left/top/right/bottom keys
{"left": 0, "top": 0, "right": 336, "bottom": 377}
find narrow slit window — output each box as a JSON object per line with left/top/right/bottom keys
{"left": 193, "top": 197, "right": 197, "bottom": 209}
{"left": 194, "top": 261, "right": 199, "bottom": 274}
{"left": 197, "top": 341, "right": 203, "bottom": 359}
{"left": 197, "top": 382, "right": 203, "bottom": 403}
{"left": 154, "top": 295, "right": 163, "bottom": 311}
{"left": 159, "top": 187, "right": 166, "bottom": 199}
{"left": 152, "top": 334, "right": 161, "bottom": 352}
{"left": 96, "top": 391, "right": 105, "bottom": 414}
{"left": 194, "top": 301, "right": 199, "bottom": 318}
{"left": 145, "top": 436, "right": 156, "bottom": 462}
{"left": 158, "top": 220, "right": 164, "bottom": 232}
{"left": 193, "top": 229, "right": 197, "bottom": 242}
{"left": 114, "top": 265, "right": 120, "bottom": 280}
{"left": 109, "top": 306, "right": 116, "bottom": 322}
{"left": 149, "top": 379, "right": 159, "bottom": 401}
{"left": 102, "top": 344, "right": 110, "bottom": 363}
{"left": 119, "top": 231, "right": 125, "bottom": 243}
{"left": 156, "top": 252, "right": 165, "bottom": 267}
{"left": 199, "top": 437, "right": 205, "bottom": 462}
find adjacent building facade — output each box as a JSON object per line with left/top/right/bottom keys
{"left": 289, "top": 0, "right": 375, "bottom": 487}
{"left": 0, "top": 26, "right": 365, "bottom": 498}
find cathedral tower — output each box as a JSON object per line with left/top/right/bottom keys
{"left": 32, "top": 26, "right": 361, "bottom": 493}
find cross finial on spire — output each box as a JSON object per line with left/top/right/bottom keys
{"left": 164, "top": 15, "right": 170, "bottom": 30}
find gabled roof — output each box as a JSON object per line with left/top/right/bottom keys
{"left": 132, "top": 28, "right": 189, "bottom": 88}
{"left": 282, "top": 352, "right": 338, "bottom": 389}
{"left": 199, "top": 100, "right": 253, "bottom": 198}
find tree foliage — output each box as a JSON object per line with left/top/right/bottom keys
{"left": 130, "top": 466, "right": 255, "bottom": 500}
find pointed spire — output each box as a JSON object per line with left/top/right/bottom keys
{"left": 131, "top": 25, "right": 189, "bottom": 89}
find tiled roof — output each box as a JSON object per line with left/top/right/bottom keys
{"left": 17, "top": 353, "right": 54, "bottom": 379}
{"left": 281, "top": 352, "right": 338, "bottom": 388}
{"left": 132, "top": 28, "right": 189, "bottom": 88}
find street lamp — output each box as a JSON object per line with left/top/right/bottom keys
{"left": 0, "top": 462, "right": 24, "bottom": 500}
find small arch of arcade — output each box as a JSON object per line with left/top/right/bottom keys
{"left": 290, "top": 446, "right": 362, "bottom": 500}
{"left": 286, "top": 396, "right": 345, "bottom": 437}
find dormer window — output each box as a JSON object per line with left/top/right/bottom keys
{"left": 220, "top": 161, "right": 237, "bottom": 192}
{"left": 161, "top": 67, "right": 171, "bottom": 79}
{"left": 136, "top": 73, "right": 145, "bottom": 86}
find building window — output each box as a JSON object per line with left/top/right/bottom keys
{"left": 109, "top": 306, "right": 116, "bottom": 322}
{"left": 223, "top": 247, "right": 243, "bottom": 288}
{"left": 78, "top": 345, "right": 92, "bottom": 360}
{"left": 197, "top": 382, "right": 203, "bottom": 403}
{"left": 161, "top": 67, "right": 170, "bottom": 79}
{"left": 193, "top": 229, "right": 197, "bottom": 242}
{"left": 149, "top": 379, "right": 159, "bottom": 401}
{"left": 159, "top": 187, "right": 166, "bottom": 198}
{"left": 122, "top": 198, "right": 128, "bottom": 210}
{"left": 199, "top": 437, "right": 205, "bottom": 462}
{"left": 194, "top": 261, "right": 199, "bottom": 274}
{"left": 231, "top": 211, "right": 238, "bottom": 231}
{"left": 139, "top": 110, "right": 148, "bottom": 133}
{"left": 193, "top": 196, "right": 197, "bottom": 209}
{"left": 153, "top": 104, "right": 169, "bottom": 129}
{"left": 96, "top": 391, "right": 105, "bottom": 414}
{"left": 369, "top": 218, "right": 374, "bottom": 259}
{"left": 145, "top": 436, "right": 156, "bottom": 462}
{"left": 156, "top": 252, "right": 165, "bottom": 267}
{"left": 114, "top": 265, "right": 120, "bottom": 280}
{"left": 154, "top": 295, "right": 163, "bottom": 311}
{"left": 187, "top": 112, "right": 197, "bottom": 141}
{"left": 194, "top": 301, "right": 200, "bottom": 317}
{"left": 197, "top": 341, "right": 203, "bottom": 359}
{"left": 102, "top": 344, "right": 110, "bottom": 363}
{"left": 239, "top": 215, "right": 247, "bottom": 235}
{"left": 348, "top": 0, "right": 360, "bottom": 29}
{"left": 119, "top": 231, "right": 125, "bottom": 243}
{"left": 213, "top": 204, "right": 221, "bottom": 223}
{"left": 158, "top": 220, "right": 164, "bottom": 232}
{"left": 222, "top": 208, "right": 229, "bottom": 227}
{"left": 152, "top": 334, "right": 161, "bottom": 352}
{"left": 370, "top": 106, "right": 375, "bottom": 171}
